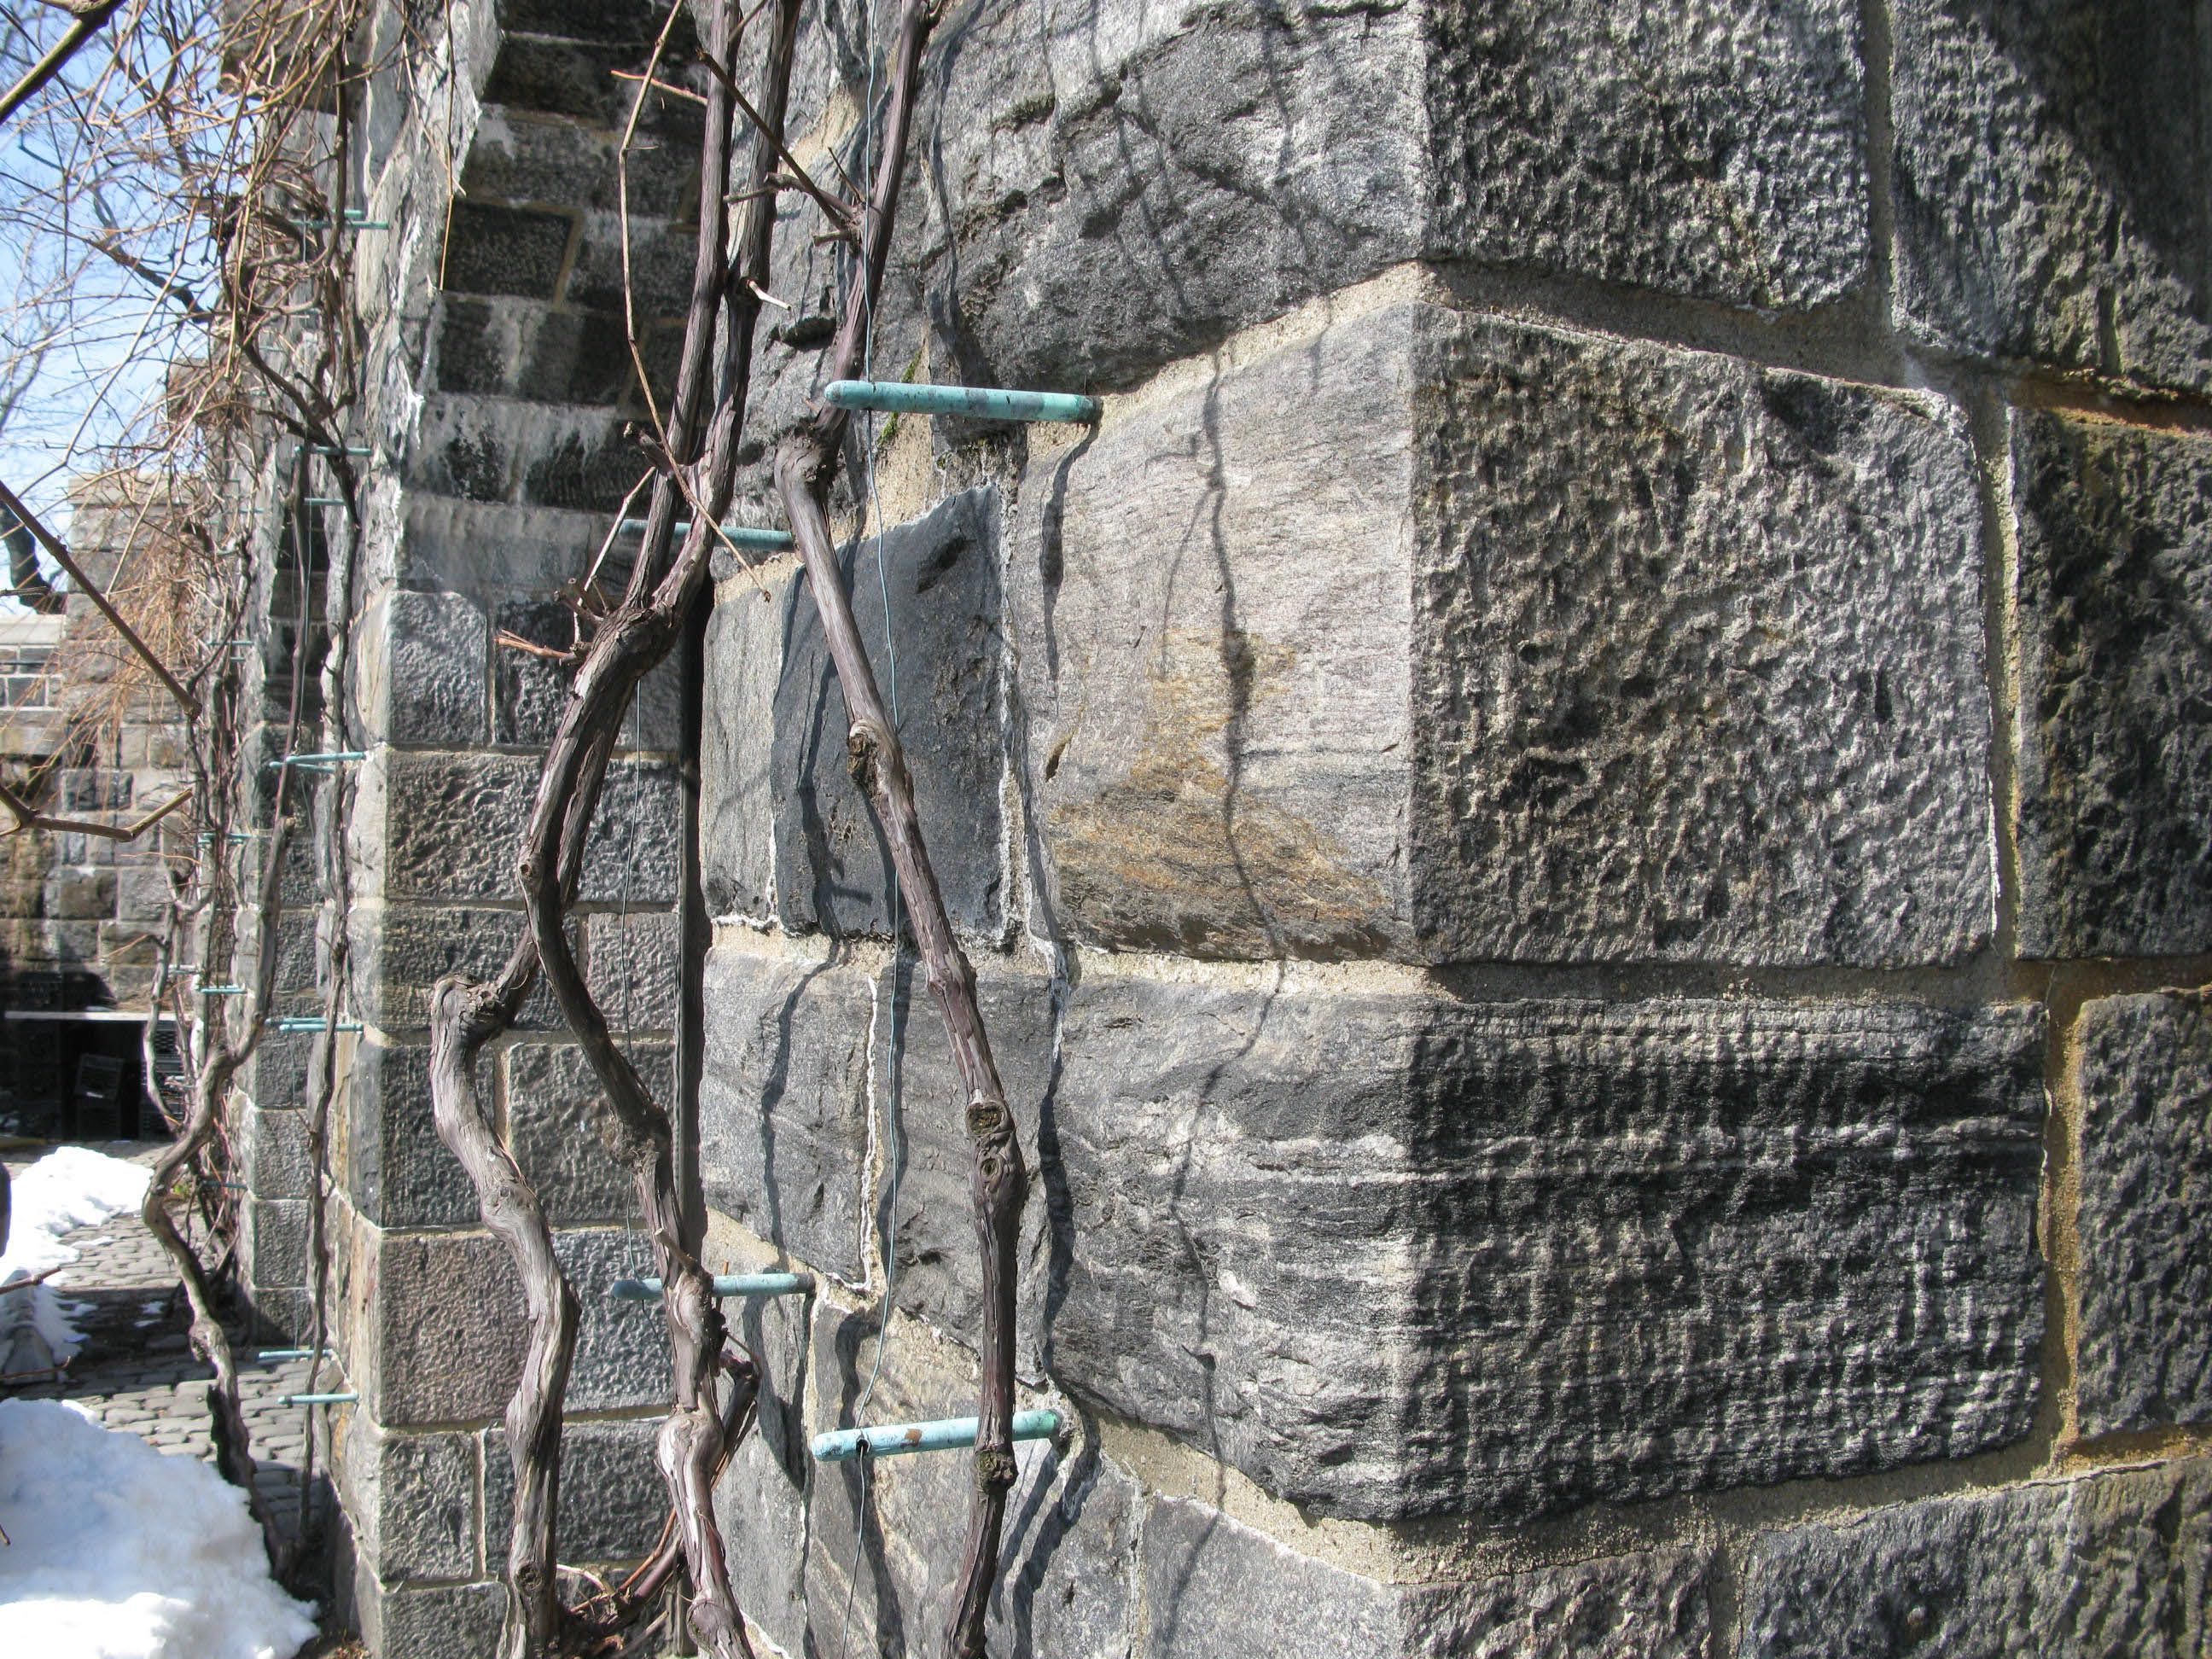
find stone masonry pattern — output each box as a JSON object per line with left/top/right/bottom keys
{"left": 195, "top": 0, "right": 2212, "bottom": 1655}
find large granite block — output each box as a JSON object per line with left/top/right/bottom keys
{"left": 1737, "top": 1460, "right": 2212, "bottom": 1657}
{"left": 1047, "top": 975, "right": 2046, "bottom": 1520}
{"left": 1889, "top": 0, "right": 2212, "bottom": 393}
{"left": 381, "top": 751, "right": 679, "bottom": 905}
{"left": 698, "top": 941, "right": 875, "bottom": 1280}
{"left": 483, "top": 1415, "right": 666, "bottom": 1567}
{"left": 346, "top": 1039, "right": 480, "bottom": 1231}
{"left": 352, "top": 1574, "right": 504, "bottom": 1659}
{"left": 356, "top": 589, "right": 486, "bottom": 747}
{"left": 358, "top": 1225, "right": 671, "bottom": 1425}
{"left": 1427, "top": 0, "right": 1867, "bottom": 312}
{"left": 914, "top": 0, "right": 1866, "bottom": 393}
{"left": 505, "top": 1039, "right": 670, "bottom": 1227}
{"left": 699, "top": 574, "right": 784, "bottom": 917}
{"left": 2075, "top": 992, "right": 2212, "bottom": 1436}
{"left": 2012, "top": 411, "right": 2212, "bottom": 958}
{"left": 1143, "top": 1497, "right": 1712, "bottom": 1659}
{"left": 1013, "top": 302, "right": 1992, "bottom": 966}
{"left": 347, "top": 902, "right": 565, "bottom": 1031}
{"left": 335, "top": 1414, "right": 480, "bottom": 1583}
{"left": 582, "top": 909, "right": 679, "bottom": 1033}
{"left": 721, "top": 486, "right": 1005, "bottom": 940}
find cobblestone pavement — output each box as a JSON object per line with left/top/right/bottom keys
{"left": 3, "top": 1141, "right": 360, "bottom": 1656}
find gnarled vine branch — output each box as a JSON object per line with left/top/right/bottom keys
{"left": 769, "top": 1, "right": 1031, "bottom": 1650}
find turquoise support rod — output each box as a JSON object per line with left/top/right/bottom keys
{"left": 275, "top": 1018, "right": 364, "bottom": 1033}
{"left": 811, "top": 1409, "right": 1061, "bottom": 1463}
{"left": 281, "top": 1392, "right": 358, "bottom": 1406}
{"left": 614, "top": 519, "right": 795, "bottom": 553}
{"left": 196, "top": 986, "right": 247, "bottom": 996}
{"left": 264, "top": 751, "right": 367, "bottom": 771}
{"left": 824, "top": 380, "right": 1099, "bottom": 425}
{"left": 258, "top": 1348, "right": 332, "bottom": 1361}
{"left": 608, "top": 1272, "right": 813, "bottom": 1301}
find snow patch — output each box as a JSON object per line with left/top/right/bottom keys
{"left": 1, "top": 1146, "right": 153, "bottom": 1371}
{"left": 0, "top": 1398, "right": 316, "bottom": 1659}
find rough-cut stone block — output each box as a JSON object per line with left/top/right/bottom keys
{"left": 354, "top": 1574, "right": 504, "bottom": 1659}
{"left": 462, "top": 107, "right": 694, "bottom": 218}
{"left": 1143, "top": 1497, "right": 1712, "bottom": 1659}
{"left": 769, "top": 486, "right": 1004, "bottom": 939}
{"left": 582, "top": 910, "right": 678, "bottom": 1033}
{"left": 346, "top": 1039, "right": 480, "bottom": 1231}
{"left": 1427, "top": 0, "right": 1866, "bottom": 311}
{"left": 700, "top": 577, "right": 785, "bottom": 917}
{"left": 2075, "top": 992, "right": 2212, "bottom": 1436}
{"left": 349, "top": 902, "right": 564, "bottom": 1031}
{"left": 1048, "top": 975, "right": 2045, "bottom": 1520}
{"left": 1889, "top": 0, "right": 2212, "bottom": 393}
{"left": 381, "top": 752, "right": 679, "bottom": 905}
{"left": 242, "top": 1196, "right": 309, "bottom": 1290}
{"left": 241, "top": 1103, "right": 311, "bottom": 1200}
{"left": 358, "top": 589, "right": 486, "bottom": 747}
{"left": 916, "top": 0, "right": 1865, "bottom": 393}
{"left": 361, "top": 1225, "right": 670, "bottom": 1424}
{"left": 505, "top": 1040, "right": 670, "bottom": 1227}
{"left": 698, "top": 942, "right": 872, "bottom": 1280}
{"left": 483, "top": 1416, "right": 665, "bottom": 1566}
{"left": 437, "top": 296, "right": 637, "bottom": 406}
{"left": 441, "top": 201, "right": 574, "bottom": 300}
{"left": 1737, "top": 1460, "right": 2212, "bottom": 1658}
{"left": 1014, "top": 302, "right": 1991, "bottom": 965}
{"left": 336, "top": 1414, "right": 479, "bottom": 1583}
{"left": 2012, "top": 411, "right": 2212, "bottom": 958}
{"left": 493, "top": 596, "right": 682, "bottom": 750}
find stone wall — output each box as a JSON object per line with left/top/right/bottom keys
{"left": 251, "top": 0, "right": 2212, "bottom": 1654}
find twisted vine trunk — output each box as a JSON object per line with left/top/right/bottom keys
{"left": 771, "top": 2, "right": 1030, "bottom": 1650}
{"left": 515, "top": 0, "right": 801, "bottom": 1651}
{"left": 433, "top": 1, "right": 800, "bottom": 1652}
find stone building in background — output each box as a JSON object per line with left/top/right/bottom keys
{"left": 218, "top": 0, "right": 2212, "bottom": 1653}
{"left": 0, "top": 475, "right": 207, "bottom": 1139}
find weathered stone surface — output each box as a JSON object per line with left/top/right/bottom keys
{"left": 240, "top": 1103, "right": 311, "bottom": 1199}
{"left": 360, "top": 1225, "right": 670, "bottom": 1424}
{"left": 483, "top": 1416, "right": 665, "bottom": 1565}
{"left": 700, "top": 574, "right": 786, "bottom": 918}
{"left": 381, "top": 751, "right": 678, "bottom": 905}
{"left": 1047, "top": 975, "right": 2046, "bottom": 1520}
{"left": 441, "top": 201, "right": 575, "bottom": 301}
{"left": 914, "top": 0, "right": 1865, "bottom": 394}
{"left": 768, "top": 486, "right": 1004, "bottom": 939}
{"left": 1737, "top": 1460, "right": 2212, "bottom": 1658}
{"left": 353, "top": 1574, "right": 504, "bottom": 1659}
{"left": 242, "top": 1196, "right": 310, "bottom": 1290}
{"left": 358, "top": 589, "right": 486, "bottom": 747}
{"left": 348, "top": 902, "right": 565, "bottom": 1030}
{"left": 2012, "top": 411, "right": 2212, "bottom": 958}
{"left": 2075, "top": 992, "right": 2212, "bottom": 1436}
{"left": 505, "top": 1039, "right": 671, "bottom": 1227}
{"left": 1143, "top": 1497, "right": 1711, "bottom": 1659}
{"left": 1890, "top": 0, "right": 2212, "bottom": 393}
{"left": 582, "top": 909, "right": 678, "bottom": 1033}
{"left": 1014, "top": 302, "right": 1992, "bottom": 965}
{"left": 437, "top": 296, "right": 637, "bottom": 406}
{"left": 463, "top": 106, "right": 694, "bottom": 218}
{"left": 346, "top": 1039, "right": 480, "bottom": 1231}
{"left": 1426, "top": 0, "right": 1867, "bottom": 312}
{"left": 698, "top": 941, "right": 872, "bottom": 1280}
{"left": 337, "top": 1414, "right": 480, "bottom": 1583}
{"left": 493, "top": 595, "right": 682, "bottom": 750}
